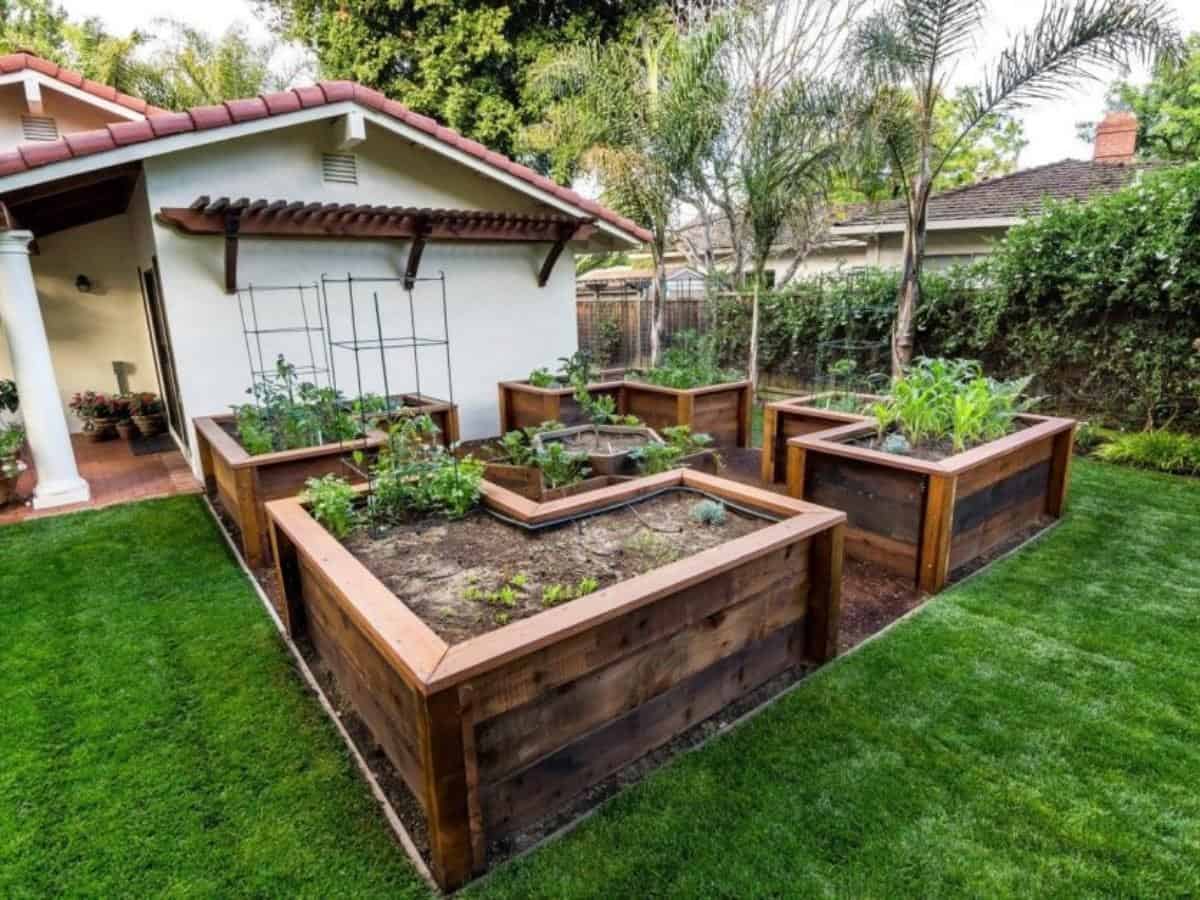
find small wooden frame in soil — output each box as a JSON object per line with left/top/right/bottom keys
{"left": 760, "top": 391, "right": 880, "bottom": 484}
{"left": 620, "top": 379, "right": 753, "bottom": 448}
{"left": 785, "top": 413, "right": 1076, "bottom": 594}
{"left": 267, "top": 469, "right": 845, "bottom": 890}
{"left": 531, "top": 423, "right": 662, "bottom": 476}
{"left": 480, "top": 462, "right": 629, "bottom": 502}
{"left": 194, "top": 413, "right": 387, "bottom": 568}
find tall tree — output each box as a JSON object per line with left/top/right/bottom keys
{"left": 852, "top": 0, "right": 1179, "bottom": 373}
{"left": 261, "top": 0, "right": 663, "bottom": 160}
{"left": 526, "top": 18, "right": 729, "bottom": 363}
{"left": 1082, "top": 32, "right": 1200, "bottom": 161}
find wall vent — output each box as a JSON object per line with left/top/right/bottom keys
{"left": 322, "top": 152, "right": 358, "bottom": 185}
{"left": 21, "top": 115, "right": 58, "bottom": 141}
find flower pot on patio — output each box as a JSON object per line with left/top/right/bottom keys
{"left": 0, "top": 459, "right": 25, "bottom": 506}
{"left": 132, "top": 413, "right": 165, "bottom": 437}
{"left": 127, "top": 393, "right": 166, "bottom": 437}
{"left": 86, "top": 416, "right": 118, "bottom": 442}
{"left": 116, "top": 419, "right": 137, "bottom": 441}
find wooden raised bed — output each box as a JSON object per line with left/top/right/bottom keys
{"left": 760, "top": 392, "right": 880, "bottom": 484}
{"left": 785, "top": 414, "right": 1076, "bottom": 594}
{"left": 376, "top": 393, "right": 460, "bottom": 445}
{"left": 496, "top": 377, "right": 625, "bottom": 432}
{"left": 194, "top": 414, "right": 387, "bottom": 568}
{"left": 479, "top": 461, "right": 627, "bottom": 501}
{"left": 267, "top": 470, "right": 845, "bottom": 889}
{"left": 621, "top": 379, "right": 753, "bottom": 449}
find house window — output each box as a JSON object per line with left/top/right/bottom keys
{"left": 21, "top": 115, "right": 58, "bottom": 141}
{"left": 321, "top": 153, "right": 358, "bottom": 185}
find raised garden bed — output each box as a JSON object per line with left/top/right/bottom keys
{"left": 267, "top": 469, "right": 845, "bottom": 889}
{"left": 496, "top": 376, "right": 625, "bottom": 432}
{"left": 760, "top": 392, "right": 880, "bottom": 484}
{"left": 532, "top": 423, "right": 662, "bottom": 476}
{"left": 479, "top": 462, "right": 627, "bottom": 502}
{"left": 785, "top": 414, "right": 1075, "bottom": 593}
{"left": 195, "top": 414, "right": 387, "bottom": 568}
{"left": 620, "top": 379, "right": 753, "bottom": 448}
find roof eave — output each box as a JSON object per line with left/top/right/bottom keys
{"left": 831, "top": 215, "right": 1026, "bottom": 236}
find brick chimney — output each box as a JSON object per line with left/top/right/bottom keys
{"left": 1093, "top": 110, "right": 1138, "bottom": 164}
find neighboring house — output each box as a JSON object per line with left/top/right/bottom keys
{"left": 0, "top": 53, "right": 647, "bottom": 509}
{"left": 579, "top": 110, "right": 1149, "bottom": 286}
{"left": 577, "top": 264, "right": 703, "bottom": 298}
{"left": 831, "top": 111, "right": 1150, "bottom": 267}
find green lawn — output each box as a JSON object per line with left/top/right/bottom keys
{"left": 0, "top": 497, "right": 426, "bottom": 899}
{"left": 3, "top": 462, "right": 1198, "bottom": 897}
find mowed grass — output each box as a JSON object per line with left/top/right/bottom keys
{"left": 0, "top": 496, "right": 426, "bottom": 899}
{"left": 4, "top": 463, "right": 1198, "bottom": 898}
{"left": 472, "top": 460, "right": 1200, "bottom": 898}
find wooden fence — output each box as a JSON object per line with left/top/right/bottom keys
{"left": 575, "top": 277, "right": 709, "bottom": 370}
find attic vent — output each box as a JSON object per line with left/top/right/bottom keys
{"left": 21, "top": 115, "right": 58, "bottom": 141}
{"left": 322, "top": 153, "right": 358, "bottom": 185}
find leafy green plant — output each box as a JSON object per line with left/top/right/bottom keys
{"left": 594, "top": 316, "right": 623, "bottom": 366}
{"left": 0, "top": 379, "right": 18, "bottom": 414}
{"left": 231, "top": 356, "right": 362, "bottom": 455}
{"left": 690, "top": 499, "right": 727, "bottom": 525}
{"left": 535, "top": 442, "right": 590, "bottom": 488}
{"left": 528, "top": 367, "right": 558, "bottom": 388}
{"left": 1, "top": 424, "right": 26, "bottom": 477}
{"left": 466, "top": 573, "right": 529, "bottom": 608}
{"left": 304, "top": 474, "right": 358, "bottom": 539}
{"left": 1095, "top": 430, "right": 1200, "bottom": 476}
{"left": 369, "top": 415, "right": 485, "bottom": 521}
{"left": 541, "top": 576, "right": 600, "bottom": 608}
{"left": 870, "top": 358, "right": 1037, "bottom": 453}
{"left": 632, "top": 330, "right": 740, "bottom": 389}
{"left": 630, "top": 442, "right": 685, "bottom": 474}
{"left": 558, "top": 350, "right": 597, "bottom": 386}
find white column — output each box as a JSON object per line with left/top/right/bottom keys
{"left": 0, "top": 230, "right": 90, "bottom": 509}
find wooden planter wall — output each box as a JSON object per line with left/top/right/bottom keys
{"left": 497, "top": 377, "right": 753, "bottom": 448}
{"left": 268, "top": 470, "right": 845, "bottom": 890}
{"left": 760, "top": 392, "right": 879, "bottom": 485}
{"left": 480, "top": 462, "right": 626, "bottom": 502}
{"left": 785, "top": 415, "right": 1075, "bottom": 594}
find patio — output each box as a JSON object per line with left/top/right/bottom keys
{"left": 0, "top": 434, "right": 199, "bottom": 525}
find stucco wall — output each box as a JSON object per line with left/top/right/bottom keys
{"left": 0, "top": 210, "right": 159, "bottom": 431}
{"left": 0, "top": 82, "right": 128, "bottom": 151}
{"left": 142, "top": 117, "right": 583, "bottom": 473}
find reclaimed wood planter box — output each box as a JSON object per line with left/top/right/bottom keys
{"left": 377, "top": 393, "right": 460, "bottom": 445}
{"left": 480, "top": 462, "right": 627, "bottom": 501}
{"left": 195, "top": 415, "right": 387, "bottom": 568}
{"left": 619, "top": 379, "right": 753, "bottom": 448}
{"left": 760, "top": 392, "right": 880, "bottom": 485}
{"left": 496, "top": 377, "right": 625, "bottom": 432}
{"left": 267, "top": 470, "right": 845, "bottom": 889}
{"left": 786, "top": 415, "right": 1076, "bottom": 594}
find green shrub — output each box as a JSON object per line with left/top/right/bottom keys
{"left": 690, "top": 499, "right": 727, "bottom": 525}
{"left": 535, "top": 443, "right": 590, "bottom": 488}
{"left": 528, "top": 367, "right": 558, "bottom": 387}
{"left": 369, "top": 415, "right": 485, "bottom": 521}
{"left": 232, "top": 356, "right": 361, "bottom": 454}
{"left": 1094, "top": 430, "right": 1200, "bottom": 475}
{"left": 633, "top": 331, "right": 741, "bottom": 389}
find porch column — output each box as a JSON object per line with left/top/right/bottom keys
{"left": 0, "top": 230, "right": 90, "bottom": 509}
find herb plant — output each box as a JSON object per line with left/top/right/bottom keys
{"left": 535, "top": 442, "right": 590, "bottom": 488}
{"left": 528, "top": 367, "right": 558, "bottom": 388}
{"left": 232, "top": 356, "right": 362, "bottom": 455}
{"left": 690, "top": 499, "right": 727, "bottom": 525}
{"left": 629, "top": 442, "right": 685, "bottom": 474}
{"left": 368, "top": 415, "right": 485, "bottom": 522}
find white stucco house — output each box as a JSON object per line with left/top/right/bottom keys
{"left": 0, "top": 53, "right": 648, "bottom": 509}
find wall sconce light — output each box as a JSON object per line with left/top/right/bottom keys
{"left": 75, "top": 274, "right": 92, "bottom": 293}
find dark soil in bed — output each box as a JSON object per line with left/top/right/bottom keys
{"left": 850, "top": 421, "right": 1030, "bottom": 462}
{"left": 342, "top": 492, "right": 768, "bottom": 643}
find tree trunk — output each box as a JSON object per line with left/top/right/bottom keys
{"left": 747, "top": 281, "right": 760, "bottom": 392}
{"left": 892, "top": 175, "right": 930, "bottom": 375}
{"left": 649, "top": 247, "right": 666, "bottom": 366}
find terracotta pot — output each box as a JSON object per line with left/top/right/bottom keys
{"left": 116, "top": 419, "right": 138, "bottom": 441}
{"left": 0, "top": 460, "right": 25, "bottom": 507}
{"left": 86, "top": 416, "right": 118, "bottom": 442}
{"left": 132, "top": 413, "right": 165, "bottom": 437}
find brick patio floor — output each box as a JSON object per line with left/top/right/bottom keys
{"left": 0, "top": 434, "right": 200, "bottom": 525}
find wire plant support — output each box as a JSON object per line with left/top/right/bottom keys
{"left": 319, "top": 271, "right": 460, "bottom": 533}
{"left": 236, "top": 280, "right": 337, "bottom": 402}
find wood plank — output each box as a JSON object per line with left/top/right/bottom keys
{"left": 952, "top": 460, "right": 1050, "bottom": 538}
{"left": 760, "top": 404, "right": 778, "bottom": 483}
{"left": 948, "top": 494, "right": 1047, "bottom": 572}
{"left": 473, "top": 564, "right": 808, "bottom": 784}
{"left": 805, "top": 522, "right": 843, "bottom": 663}
{"left": 843, "top": 526, "right": 919, "bottom": 580}
{"left": 1045, "top": 425, "right": 1076, "bottom": 518}
{"left": 479, "top": 627, "right": 795, "bottom": 840}
{"left": 457, "top": 684, "right": 487, "bottom": 873}
{"left": 786, "top": 443, "right": 806, "bottom": 499}
{"left": 421, "top": 688, "right": 473, "bottom": 891}
{"left": 918, "top": 473, "right": 956, "bottom": 594}
{"left": 955, "top": 435, "right": 1053, "bottom": 498}
{"left": 804, "top": 452, "right": 926, "bottom": 544}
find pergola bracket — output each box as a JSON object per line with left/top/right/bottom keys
{"left": 537, "top": 224, "right": 575, "bottom": 288}
{"left": 404, "top": 216, "right": 431, "bottom": 290}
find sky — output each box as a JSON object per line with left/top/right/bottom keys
{"left": 58, "top": 0, "right": 1200, "bottom": 167}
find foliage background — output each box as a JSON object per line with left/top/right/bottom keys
{"left": 711, "top": 163, "right": 1200, "bottom": 431}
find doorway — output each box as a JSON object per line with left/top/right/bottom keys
{"left": 138, "top": 259, "right": 188, "bottom": 450}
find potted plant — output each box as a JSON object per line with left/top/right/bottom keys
{"left": 0, "top": 423, "right": 25, "bottom": 507}
{"left": 128, "top": 392, "right": 165, "bottom": 437}
{"left": 69, "top": 391, "right": 119, "bottom": 442}
{"left": 113, "top": 394, "right": 137, "bottom": 440}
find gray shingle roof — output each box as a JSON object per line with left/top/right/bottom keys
{"left": 836, "top": 159, "right": 1159, "bottom": 229}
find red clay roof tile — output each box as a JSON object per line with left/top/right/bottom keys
{"left": 0, "top": 52, "right": 652, "bottom": 242}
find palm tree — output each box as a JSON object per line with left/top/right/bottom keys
{"left": 526, "top": 20, "right": 730, "bottom": 364}
{"left": 853, "top": 0, "right": 1179, "bottom": 373}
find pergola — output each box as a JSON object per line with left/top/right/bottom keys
{"left": 157, "top": 197, "right": 596, "bottom": 293}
